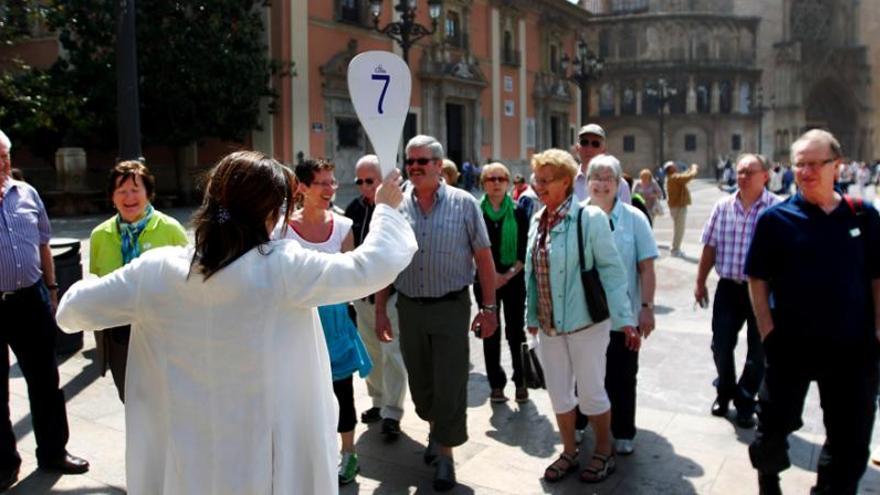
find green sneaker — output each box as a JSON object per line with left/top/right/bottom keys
{"left": 338, "top": 452, "right": 359, "bottom": 485}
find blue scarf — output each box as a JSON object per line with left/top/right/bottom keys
{"left": 117, "top": 204, "right": 154, "bottom": 265}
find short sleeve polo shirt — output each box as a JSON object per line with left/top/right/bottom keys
{"left": 745, "top": 193, "right": 880, "bottom": 341}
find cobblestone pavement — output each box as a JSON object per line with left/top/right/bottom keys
{"left": 7, "top": 180, "right": 880, "bottom": 494}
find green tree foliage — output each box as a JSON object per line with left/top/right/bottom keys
{"left": 46, "top": 0, "right": 283, "bottom": 149}
{"left": 0, "top": 1, "right": 86, "bottom": 160}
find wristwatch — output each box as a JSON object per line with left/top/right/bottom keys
{"left": 46, "top": 283, "right": 59, "bottom": 291}
{"left": 481, "top": 304, "right": 498, "bottom": 313}
{"left": 641, "top": 302, "right": 654, "bottom": 309}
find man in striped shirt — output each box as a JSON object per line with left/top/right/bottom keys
{"left": 375, "top": 135, "right": 497, "bottom": 492}
{"left": 695, "top": 153, "right": 780, "bottom": 429}
{"left": 0, "top": 130, "right": 89, "bottom": 490}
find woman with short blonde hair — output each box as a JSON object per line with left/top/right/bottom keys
{"left": 441, "top": 159, "right": 460, "bottom": 186}
{"left": 530, "top": 149, "right": 578, "bottom": 196}
{"left": 526, "top": 148, "right": 635, "bottom": 484}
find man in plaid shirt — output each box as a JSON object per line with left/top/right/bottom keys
{"left": 694, "top": 153, "right": 780, "bottom": 428}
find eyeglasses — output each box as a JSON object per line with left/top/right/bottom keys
{"left": 483, "top": 176, "right": 509, "bottom": 184}
{"left": 793, "top": 158, "right": 835, "bottom": 170}
{"left": 310, "top": 179, "right": 338, "bottom": 189}
{"left": 354, "top": 178, "right": 375, "bottom": 186}
{"left": 579, "top": 139, "right": 603, "bottom": 148}
{"left": 533, "top": 177, "right": 561, "bottom": 187}
{"left": 737, "top": 168, "right": 763, "bottom": 177}
{"left": 405, "top": 157, "right": 435, "bottom": 166}
{"left": 589, "top": 176, "right": 616, "bottom": 183}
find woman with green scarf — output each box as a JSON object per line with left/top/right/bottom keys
{"left": 476, "top": 162, "right": 530, "bottom": 403}
{"left": 89, "top": 161, "right": 188, "bottom": 402}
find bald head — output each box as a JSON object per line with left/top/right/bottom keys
{"left": 355, "top": 154, "right": 381, "bottom": 175}
{"left": 355, "top": 154, "right": 382, "bottom": 203}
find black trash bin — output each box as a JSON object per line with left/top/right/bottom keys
{"left": 50, "top": 237, "right": 84, "bottom": 355}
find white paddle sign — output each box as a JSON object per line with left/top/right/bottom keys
{"left": 347, "top": 51, "right": 412, "bottom": 176}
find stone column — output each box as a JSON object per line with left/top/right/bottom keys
{"left": 686, "top": 76, "right": 697, "bottom": 114}
{"left": 614, "top": 81, "right": 621, "bottom": 116}
{"left": 711, "top": 80, "right": 720, "bottom": 113}
{"left": 636, "top": 79, "right": 643, "bottom": 115}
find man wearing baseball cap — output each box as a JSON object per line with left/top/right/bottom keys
{"left": 574, "top": 124, "right": 631, "bottom": 205}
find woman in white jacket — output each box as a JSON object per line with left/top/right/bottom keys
{"left": 56, "top": 151, "right": 417, "bottom": 495}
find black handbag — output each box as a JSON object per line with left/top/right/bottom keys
{"left": 520, "top": 342, "right": 545, "bottom": 389}
{"left": 576, "top": 207, "right": 611, "bottom": 323}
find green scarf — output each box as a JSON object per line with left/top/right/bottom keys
{"left": 481, "top": 194, "right": 517, "bottom": 266}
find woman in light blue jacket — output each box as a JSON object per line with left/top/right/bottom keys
{"left": 525, "top": 149, "right": 636, "bottom": 484}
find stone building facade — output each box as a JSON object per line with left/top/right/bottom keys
{"left": 762, "top": 0, "right": 873, "bottom": 162}
{"left": 282, "top": 0, "right": 592, "bottom": 184}
{"left": 581, "top": 1, "right": 762, "bottom": 174}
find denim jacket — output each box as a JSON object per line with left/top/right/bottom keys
{"left": 525, "top": 199, "right": 635, "bottom": 333}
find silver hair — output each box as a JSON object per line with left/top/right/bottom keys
{"left": 405, "top": 135, "right": 444, "bottom": 159}
{"left": 0, "top": 130, "right": 10, "bottom": 151}
{"left": 355, "top": 154, "right": 381, "bottom": 174}
{"left": 790, "top": 129, "right": 842, "bottom": 164}
{"left": 587, "top": 154, "right": 622, "bottom": 180}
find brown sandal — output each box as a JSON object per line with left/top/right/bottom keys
{"left": 580, "top": 452, "right": 616, "bottom": 483}
{"left": 543, "top": 451, "right": 578, "bottom": 482}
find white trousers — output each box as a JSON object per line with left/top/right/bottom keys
{"left": 536, "top": 320, "right": 612, "bottom": 416}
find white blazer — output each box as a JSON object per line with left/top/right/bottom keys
{"left": 57, "top": 204, "right": 417, "bottom": 495}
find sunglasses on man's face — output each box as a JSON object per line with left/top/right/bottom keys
{"left": 405, "top": 157, "right": 434, "bottom": 166}
{"left": 579, "top": 139, "right": 603, "bottom": 148}
{"left": 354, "top": 178, "right": 376, "bottom": 186}
{"left": 483, "top": 176, "right": 509, "bottom": 184}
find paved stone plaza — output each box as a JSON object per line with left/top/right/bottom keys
{"left": 7, "top": 180, "right": 880, "bottom": 494}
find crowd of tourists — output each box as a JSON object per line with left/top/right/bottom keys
{"left": 1, "top": 123, "right": 878, "bottom": 495}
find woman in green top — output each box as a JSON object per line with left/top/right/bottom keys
{"left": 89, "top": 161, "right": 188, "bottom": 401}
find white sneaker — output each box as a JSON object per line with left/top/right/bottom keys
{"left": 614, "top": 438, "right": 634, "bottom": 456}
{"left": 670, "top": 249, "right": 684, "bottom": 257}
{"left": 574, "top": 429, "right": 585, "bottom": 444}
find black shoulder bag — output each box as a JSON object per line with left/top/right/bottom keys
{"left": 576, "top": 206, "right": 611, "bottom": 322}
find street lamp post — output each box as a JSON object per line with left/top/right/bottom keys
{"left": 561, "top": 40, "right": 604, "bottom": 124}
{"left": 370, "top": 0, "right": 443, "bottom": 66}
{"left": 645, "top": 77, "right": 677, "bottom": 166}
{"left": 116, "top": 0, "right": 142, "bottom": 161}
{"left": 754, "top": 84, "right": 770, "bottom": 155}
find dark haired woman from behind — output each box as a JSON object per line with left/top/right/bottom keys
{"left": 56, "top": 150, "right": 417, "bottom": 494}
{"left": 88, "top": 160, "right": 187, "bottom": 402}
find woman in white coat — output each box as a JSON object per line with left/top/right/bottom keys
{"left": 56, "top": 151, "right": 417, "bottom": 495}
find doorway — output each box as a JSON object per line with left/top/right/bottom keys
{"left": 446, "top": 103, "right": 465, "bottom": 166}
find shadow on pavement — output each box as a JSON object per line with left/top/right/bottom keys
{"left": 485, "top": 401, "right": 556, "bottom": 459}
{"left": 10, "top": 470, "right": 124, "bottom": 494}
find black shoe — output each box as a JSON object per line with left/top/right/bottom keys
{"left": 0, "top": 467, "right": 18, "bottom": 492}
{"left": 758, "top": 473, "right": 782, "bottom": 495}
{"left": 360, "top": 407, "right": 382, "bottom": 424}
{"left": 38, "top": 452, "right": 89, "bottom": 474}
{"left": 711, "top": 398, "right": 729, "bottom": 417}
{"left": 381, "top": 418, "right": 401, "bottom": 440}
{"left": 736, "top": 412, "right": 756, "bottom": 429}
{"left": 423, "top": 435, "right": 438, "bottom": 464}
{"left": 432, "top": 455, "right": 456, "bottom": 492}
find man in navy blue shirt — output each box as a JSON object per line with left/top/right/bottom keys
{"left": 745, "top": 129, "right": 880, "bottom": 495}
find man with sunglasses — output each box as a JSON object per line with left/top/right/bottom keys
{"left": 746, "top": 130, "right": 880, "bottom": 495}
{"left": 375, "top": 135, "right": 497, "bottom": 491}
{"left": 574, "top": 124, "right": 631, "bottom": 204}
{"left": 344, "top": 155, "right": 409, "bottom": 441}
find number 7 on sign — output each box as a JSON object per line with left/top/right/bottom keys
{"left": 371, "top": 73, "right": 391, "bottom": 115}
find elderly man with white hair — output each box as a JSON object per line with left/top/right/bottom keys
{"left": 585, "top": 153, "right": 658, "bottom": 456}
{"left": 0, "top": 130, "right": 89, "bottom": 491}
{"left": 344, "top": 155, "right": 409, "bottom": 441}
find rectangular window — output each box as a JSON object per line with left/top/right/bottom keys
{"left": 685, "top": 134, "right": 697, "bottom": 151}
{"left": 732, "top": 134, "right": 742, "bottom": 150}
{"left": 623, "top": 135, "right": 636, "bottom": 152}
{"left": 338, "top": 0, "right": 361, "bottom": 24}
{"left": 445, "top": 11, "right": 462, "bottom": 47}
{"left": 337, "top": 119, "right": 360, "bottom": 148}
